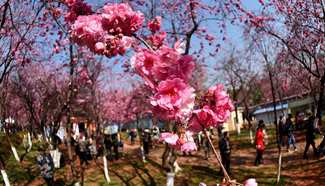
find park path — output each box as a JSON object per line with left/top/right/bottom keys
{"left": 13, "top": 130, "right": 325, "bottom": 185}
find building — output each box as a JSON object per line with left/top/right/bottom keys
{"left": 223, "top": 107, "right": 245, "bottom": 132}
{"left": 253, "top": 103, "right": 288, "bottom": 125}
{"left": 251, "top": 94, "right": 315, "bottom": 125}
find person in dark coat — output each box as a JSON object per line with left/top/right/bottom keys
{"left": 76, "top": 132, "right": 91, "bottom": 165}
{"left": 129, "top": 129, "right": 137, "bottom": 145}
{"left": 219, "top": 131, "right": 231, "bottom": 175}
{"left": 142, "top": 129, "right": 151, "bottom": 156}
{"left": 111, "top": 133, "right": 119, "bottom": 160}
{"left": 286, "top": 114, "right": 297, "bottom": 152}
{"left": 37, "top": 144, "right": 55, "bottom": 186}
{"left": 303, "top": 114, "right": 318, "bottom": 159}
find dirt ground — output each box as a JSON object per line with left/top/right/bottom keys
{"left": 2, "top": 129, "right": 325, "bottom": 186}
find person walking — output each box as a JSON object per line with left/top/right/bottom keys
{"left": 37, "top": 144, "right": 55, "bottom": 186}
{"left": 129, "top": 128, "right": 137, "bottom": 145}
{"left": 77, "top": 132, "right": 90, "bottom": 165}
{"left": 286, "top": 114, "right": 297, "bottom": 152}
{"left": 112, "top": 133, "right": 119, "bottom": 160}
{"left": 255, "top": 120, "right": 265, "bottom": 166}
{"left": 142, "top": 129, "right": 151, "bottom": 156}
{"left": 303, "top": 113, "right": 318, "bottom": 159}
{"left": 151, "top": 125, "right": 160, "bottom": 149}
{"left": 219, "top": 131, "right": 231, "bottom": 175}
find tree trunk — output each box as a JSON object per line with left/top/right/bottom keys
{"left": 316, "top": 76, "right": 325, "bottom": 127}
{"left": 166, "top": 172, "right": 175, "bottom": 186}
{"left": 66, "top": 122, "right": 77, "bottom": 180}
{"left": 268, "top": 68, "right": 281, "bottom": 184}
{"left": 10, "top": 145, "right": 20, "bottom": 162}
{"left": 5, "top": 134, "right": 20, "bottom": 162}
{"left": 103, "top": 155, "right": 111, "bottom": 183}
{"left": 162, "top": 143, "right": 170, "bottom": 170}
{"left": 66, "top": 44, "right": 77, "bottom": 182}
{"left": 100, "top": 131, "right": 111, "bottom": 184}
{"left": 27, "top": 131, "right": 32, "bottom": 152}
{"left": 277, "top": 152, "right": 282, "bottom": 183}
{"left": 244, "top": 101, "right": 253, "bottom": 143}
{"left": 234, "top": 104, "right": 240, "bottom": 135}
{"left": 0, "top": 169, "right": 10, "bottom": 186}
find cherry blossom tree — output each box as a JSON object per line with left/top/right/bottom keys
{"left": 61, "top": 1, "right": 236, "bottom": 184}
{"left": 8, "top": 63, "right": 67, "bottom": 137}
{"left": 234, "top": 0, "right": 325, "bottom": 125}
{"left": 0, "top": 0, "right": 49, "bottom": 84}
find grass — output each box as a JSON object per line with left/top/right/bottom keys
{"left": 1, "top": 128, "right": 325, "bottom": 185}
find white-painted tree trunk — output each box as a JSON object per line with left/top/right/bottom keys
{"left": 277, "top": 152, "right": 282, "bottom": 183}
{"left": 236, "top": 122, "right": 241, "bottom": 135}
{"left": 27, "top": 132, "right": 32, "bottom": 152}
{"left": 140, "top": 146, "right": 146, "bottom": 162}
{"left": 173, "top": 161, "right": 182, "bottom": 173}
{"left": 50, "top": 149, "right": 61, "bottom": 168}
{"left": 10, "top": 145, "right": 20, "bottom": 162}
{"left": 103, "top": 156, "right": 111, "bottom": 183}
{"left": 1, "top": 169, "right": 10, "bottom": 186}
{"left": 249, "top": 129, "right": 254, "bottom": 144}
{"left": 166, "top": 172, "right": 175, "bottom": 186}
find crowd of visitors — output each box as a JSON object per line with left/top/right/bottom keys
{"left": 2, "top": 113, "right": 324, "bottom": 185}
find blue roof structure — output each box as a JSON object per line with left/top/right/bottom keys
{"left": 253, "top": 103, "right": 288, "bottom": 115}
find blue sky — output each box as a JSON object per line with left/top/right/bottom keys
{"left": 53, "top": 0, "right": 264, "bottom": 89}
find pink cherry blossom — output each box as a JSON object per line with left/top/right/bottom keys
{"left": 150, "top": 78, "right": 195, "bottom": 120}
{"left": 64, "top": 0, "right": 92, "bottom": 23}
{"left": 147, "top": 16, "right": 162, "bottom": 33}
{"left": 159, "top": 132, "right": 179, "bottom": 145}
{"left": 95, "top": 42, "right": 105, "bottom": 53}
{"left": 244, "top": 178, "right": 258, "bottom": 186}
{"left": 205, "top": 34, "right": 215, "bottom": 42}
{"left": 131, "top": 46, "right": 195, "bottom": 84}
{"left": 71, "top": 15, "right": 134, "bottom": 57}
{"left": 153, "top": 46, "right": 195, "bottom": 82}
{"left": 180, "top": 141, "right": 197, "bottom": 152}
{"left": 147, "top": 31, "right": 167, "bottom": 48}
{"left": 131, "top": 49, "right": 158, "bottom": 76}
{"left": 188, "top": 106, "right": 219, "bottom": 132}
{"left": 206, "top": 84, "right": 234, "bottom": 123}
{"left": 100, "top": 35, "right": 134, "bottom": 57}
{"left": 71, "top": 15, "right": 104, "bottom": 51}
{"left": 101, "top": 3, "right": 144, "bottom": 36}
{"left": 174, "top": 40, "right": 186, "bottom": 54}
{"left": 160, "top": 132, "right": 197, "bottom": 152}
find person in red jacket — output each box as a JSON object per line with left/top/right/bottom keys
{"left": 255, "top": 120, "right": 265, "bottom": 166}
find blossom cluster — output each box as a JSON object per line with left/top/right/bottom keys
{"left": 189, "top": 84, "right": 234, "bottom": 132}
{"left": 131, "top": 46, "right": 195, "bottom": 121}
{"left": 64, "top": 0, "right": 92, "bottom": 23}
{"left": 159, "top": 131, "right": 197, "bottom": 153}
{"left": 66, "top": 2, "right": 234, "bottom": 153}
{"left": 69, "top": 3, "right": 144, "bottom": 57}
{"left": 146, "top": 16, "right": 166, "bottom": 48}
